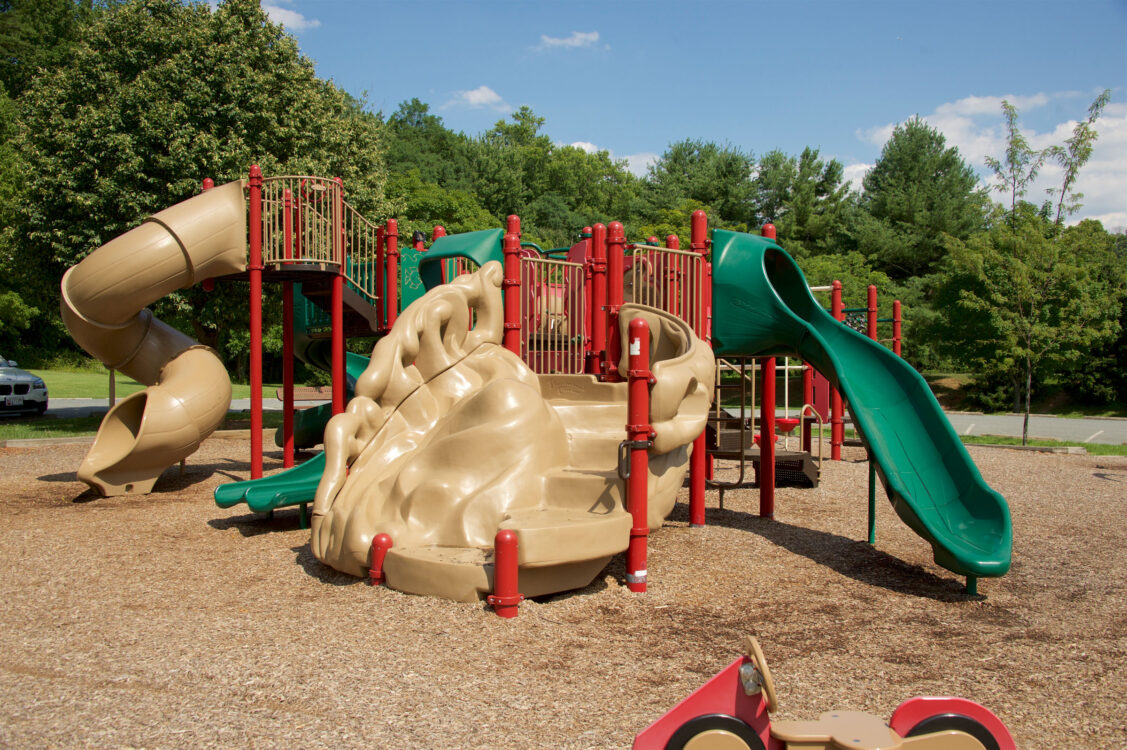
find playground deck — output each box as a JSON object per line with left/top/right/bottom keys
{"left": 0, "top": 439, "right": 1123, "bottom": 748}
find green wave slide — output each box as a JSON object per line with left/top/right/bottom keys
{"left": 711, "top": 230, "right": 1011, "bottom": 580}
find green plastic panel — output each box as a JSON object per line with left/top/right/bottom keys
{"left": 417, "top": 228, "right": 504, "bottom": 291}
{"left": 711, "top": 230, "right": 1012, "bottom": 579}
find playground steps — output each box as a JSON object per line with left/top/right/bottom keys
{"left": 296, "top": 277, "right": 381, "bottom": 338}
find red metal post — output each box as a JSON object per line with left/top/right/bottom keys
{"left": 802, "top": 364, "right": 813, "bottom": 454}
{"left": 282, "top": 188, "right": 295, "bottom": 468}
{"left": 589, "top": 223, "right": 608, "bottom": 377}
{"left": 830, "top": 280, "right": 844, "bottom": 461}
{"left": 761, "top": 222, "right": 777, "bottom": 240}
{"left": 689, "top": 211, "right": 708, "bottom": 527}
{"left": 433, "top": 225, "right": 447, "bottom": 240}
{"left": 626, "top": 318, "right": 653, "bottom": 592}
{"left": 760, "top": 357, "right": 776, "bottom": 517}
{"left": 867, "top": 284, "right": 878, "bottom": 341}
{"left": 331, "top": 178, "right": 345, "bottom": 416}
{"left": 375, "top": 225, "right": 385, "bottom": 331}
{"left": 385, "top": 219, "right": 399, "bottom": 329}
{"left": 248, "top": 165, "right": 264, "bottom": 480}
{"left": 893, "top": 299, "right": 902, "bottom": 357}
{"left": 369, "top": 533, "right": 393, "bottom": 586}
{"left": 605, "top": 221, "right": 626, "bottom": 381}
{"left": 201, "top": 178, "right": 215, "bottom": 291}
{"left": 506, "top": 214, "right": 521, "bottom": 238}
{"left": 581, "top": 226, "right": 593, "bottom": 367}
{"left": 502, "top": 232, "right": 521, "bottom": 355}
{"left": 487, "top": 529, "right": 523, "bottom": 618}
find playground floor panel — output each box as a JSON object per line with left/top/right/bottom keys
{"left": 0, "top": 440, "right": 1123, "bottom": 748}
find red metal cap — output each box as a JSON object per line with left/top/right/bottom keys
{"left": 761, "top": 223, "right": 776, "bottom": 239}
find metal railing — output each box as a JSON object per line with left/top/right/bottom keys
{"left": 257, "top": 176, "right": 381, "bottom": 307}
{"left": 519, "top": 255, "right": 586, "bottom": 374}
{"left": 626, "top": 244, "right": 706, "bottom": 336}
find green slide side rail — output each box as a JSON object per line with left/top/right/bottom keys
{"left": 417, "top": 228, "right": 504, "bottom": 292}
{"left": 711, "top": 230, "right": 1012, "bottom": 579}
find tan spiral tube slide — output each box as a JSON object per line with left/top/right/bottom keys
{"left": 60, "top": 181, "right": 248, "bottom": 496}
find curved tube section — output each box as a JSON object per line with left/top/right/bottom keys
{"left": 61, "top": 181, "right": 248, "bottom": 495}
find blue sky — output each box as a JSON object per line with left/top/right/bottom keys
{"left": 263, "top": 0, "right": 1126, "bottom": 229}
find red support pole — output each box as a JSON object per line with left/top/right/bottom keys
{"left": 589, "top": 223, "right": 608, "bottom": 377}
{"left": 802, "top": 364, "right": 813, "bottom": 454}
{"left": 331, "top": 178, "right": 345, "bottom": 416}
{"left": 248, "top": 165, "right": 264, "bottom": 480}
{"left": 282, "top": 189, "right": 295, "bottom": 468}
{"left": 385, "top": 219, "right": 399, "bottom": 329}
{"left": 502, "top": 231, "right": 521, "bottom": 356}
{"left": 831, "top": 280, "right": 844, "bottom": 461}
{"left": 761, "top": 222, "right": 777, "bottom": 240}
{"left": 506, "top": 214, "right": 521, "bottom": 238}
{"left": 581, "top": 226, "right": 593, "bottom": 367}
{"left": 369, "top": 533, "right": 393, "bottom": 586}
{"left": 893, "top": 299, "right": 902, "bottom": 357}
{"left": 626, "top": 318, "right": 652, "bottom": 593}
{"left": 375, "top": 225, "right": 385, "bottom": 331}
{"left": 487, "top": 529, "right": 523, "bottom": 618}
{"left": 689, "top": 211, "right": 708, "bottom": 527}
{"left": 760, "top": 357, "right": 776, "bottom": 517}
{"left": 433, "top": 225, "right": 447, "bottom": 240}
{"left": 201, "top": 178, "right": 215, "bottom": 291}
{"left": 605, "top": 221, "right": 626, "bottom": 381}
{"left": 867, "top": 284, "right": 878, "bottom": 341}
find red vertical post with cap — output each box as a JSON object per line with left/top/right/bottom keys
{"left": 605, "top": 222, "right": 626, "bottom": 382}
{"left": 502, "top": 231, "right": 521, "bottom": 356}
{"left": 580, "top": 226, "right": 593, "bottom": 366}
{"left": 802, "top": 363, "right": 814, "bottom": 454}
{"left": 282, "top": 188, "right": 295, "bottom": 468}
{"left": 488, "top": 529, "right": 522, "bottom": 618}
{"left": 589, "top": 223, "right": 608, "bottom": 377}
{"left": 385, "top": 219, "right": 399, "bottom": 329}
{"left": 369, "top": 533, "right": 393, "bottom": 586}
{"left": 760, "top": 357, "right": 776, "bottom": 517}
{"left": 331, "top": 178, "right": 345, "bottom": 416}
{"left": 688, "top": 210, "right": 709, "bottom": 527}
{"left": 893, "top": 299, "right": 902, "bottom": 356}
{"left": 201, "top": 178, "right": 215, "bottom": 290}
{"left": 867, "top": 284, "right": 878, "bottom": 341}
{"left": 762, "top": 222, "right": 777, "bottom": 240}
{"left": 830, "top": 280, "right": 844, "bottom": 461}
{"left": 626, "top": 318, "right": 652, "bottom": 592}
{"left": 247, "top": 166, "right": 264, "bottom": 479}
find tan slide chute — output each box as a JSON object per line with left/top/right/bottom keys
{"left": 61, "top": 181, "right": 248, "bottom": 495}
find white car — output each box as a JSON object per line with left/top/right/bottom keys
{"left": 0, "top": 356, "right": 48, "bottom": 416}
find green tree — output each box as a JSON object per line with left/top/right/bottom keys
{"left": 12, "top": 0, "right": 389, "bottom": 365}
{"left": 858, "top": 117, "right": 985, "bottom": 278}
{"left": 643, "top": 139, "right": 755, "bottom": 229}
{"left": 934, "top": 207, "right": 1124, "bottom": 441}
{"left": 1045, "top": 88, "right": 1113, "bottom": 224}
{"left": 0, "top": 0, "right": 99, "bottom": 97}
{"left": 384, "top": 98, "right": 475, "bottom": 191}
{"left": 985, "top": 100, "right": 1046, "bottom": 217}
{"left": 753, "top": 147, "right": 852, "bottom": 257}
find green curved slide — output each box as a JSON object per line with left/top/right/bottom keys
{"left": 711, "top": 230, "right": 1012, "bottom": 580}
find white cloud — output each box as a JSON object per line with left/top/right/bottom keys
{"left": 537, "top": 31, "right": 601, "bottom": 50}
{"left": 843, "top": 162, "right": 872, "bottom": 193}
{"left": 443, "top": 86, "right": 512, "bottom": 113}
{"left": 857, "top": 92, "right": 1126, "bottom": 231}
{"left": 262, "top": 3, "right": 320, "bottom": 31}
{"left": 563, "top": 141, "right": 656, "bottom": 177}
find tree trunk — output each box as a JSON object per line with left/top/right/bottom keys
{"left": 1022, "top": 356, "right": 1032, "bottom": 445}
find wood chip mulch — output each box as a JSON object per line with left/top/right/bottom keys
{"left": 1, "top": 440, "right": 1124, "bottom": 748}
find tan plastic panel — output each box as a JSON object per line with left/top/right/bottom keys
{"left": 61, "top": 181, "right": 247, "bottom": 495}
{"left": 311, "top": 262, "right": 715, "bottom": 600}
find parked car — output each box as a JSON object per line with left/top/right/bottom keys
{"left": 0, "top": 356, "right": 48, "bottom": 416}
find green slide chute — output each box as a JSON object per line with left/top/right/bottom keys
{"left": 711, "top": 230, "right": 1012, "bottom": 579}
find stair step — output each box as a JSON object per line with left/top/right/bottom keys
{"left": 501, "top": 506, "right": 631, "bottom": 566}
{"left": 543, "top": 467, "right": 623, "bottom": 511}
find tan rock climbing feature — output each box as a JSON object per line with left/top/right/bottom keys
{"left": 310, "top": 261, "right": 715, "bottom": 600}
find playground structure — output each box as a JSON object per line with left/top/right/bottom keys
{"left": 62, "top": 166, "right": 1012, "bottom": 605}
{"left": 634, "top": 636, "right": 1016, "bottom": 750}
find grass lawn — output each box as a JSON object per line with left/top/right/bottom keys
{"left": 29, "top": 368, "right": 280, "bottom": 401}
{"left": 0, "top": 411, "right": 285, "bottom": 441}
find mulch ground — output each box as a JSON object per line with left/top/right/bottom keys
{"left": 1, "top": 438, "right": 1124, "bottom": 748}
